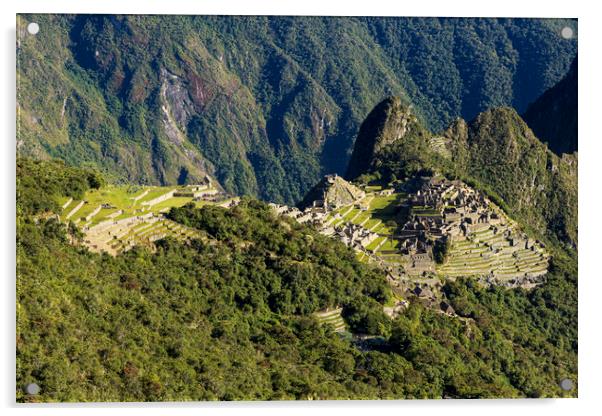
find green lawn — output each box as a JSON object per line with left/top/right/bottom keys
{"left": 365, "top": 185, "right": 383, "bottom": 192}
{"left": 351, "top": 211, "right": 371, "bottom": 225}
{"left": 87, "top": 208, "right": 121, "bottom": 226}
{"left": 150, "top": 196, "right": 194, "bottom": 212}
{"left": 136, "top": 187, "right": 176, "bottom": 205}
{"left": 342, "top": 208, "right": 360, "bottom": 221}
{"left": 369, "top": 194, "right": 398, "bottom": 211}
{"left": 365, "top": 219, "right": 381, "bottom": 230}
{"left": 72, "top": 185, "right": 198, "bottom": 223}
{"left": 60, "top": 200, "right": 82, "bottom": 221}
{"left": 378, "top": 238, "right": 399, "bottom": 252}
{"left": 366, "top": 236, "right": 387, "bottom": 251}
{"left": 88, "top": 186, "right": 141, "bottom": 208}
{"left": 411, "top": 207, "right": 440, "bottom": 216}
{"left": 56, "top": 196, "right": 72, "bottom": 208}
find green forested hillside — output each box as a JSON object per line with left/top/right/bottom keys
{"left": 17, "top": 15, "right": 577, "bottom": 204}
{"left": 17, "top": 160, "right": 577, "bottom": 401}
{"left": 16, "top": 158, "right": 105, "bottom": 216}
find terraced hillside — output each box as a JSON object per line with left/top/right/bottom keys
{"left": 59, "top": 183, "right": 237, "bottom": 255}
{"left": 439, "top": 224, "right": 549, "bottom": 284}
{"left": 314, "top": 308, "right": 347, "bottom": 333}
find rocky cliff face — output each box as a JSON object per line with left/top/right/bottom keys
{"left": 157, "top": 68, "right": 216, "bottom": 185}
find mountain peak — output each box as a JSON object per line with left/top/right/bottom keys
{"left": 345, "top": 97, "right": 423, "bottom": 180}
{"left": 467, "top": 106, "right": 547, "bottom": 155}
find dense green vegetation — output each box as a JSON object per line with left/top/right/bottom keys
{"left": 432, "top": 238, "right": 451, "bottom": 264}
{"left": 458, "top": 108, "right": 578, "bottom": 247}
{"left": 17, "top": 15, "right": 577, "bottom": 204}
{"left": 390, "top": 253, "right": 577, "bottom": 398}
{"left": 347, "top": 97, "right": 434, "bottom": 180}
{"left": 16, "top": 158, "right": 104, "bottom": 217}
{"left": 166, "top": 201, "right": 391, "bottom": 314}
{"left": 14, "top": 12, "right": 580, "bottom": 402}
{"left": 17, "top": 160, "right": 577, "bottom": 401}
{"left": 341, "top": 297, "right": 392, "bottom": 337}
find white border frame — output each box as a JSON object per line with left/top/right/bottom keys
{"left": 3, "top": 1, "right": 600, "bottom": 415}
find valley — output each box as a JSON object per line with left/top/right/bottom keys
{"left": 17, "top": 15, "right": 577, "bottom": 205}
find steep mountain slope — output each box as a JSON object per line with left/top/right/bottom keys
{"left": 523, "top": 57, "right": 578, "bottom": 155}
{"left": 17, "top": 15, "right": 577, "bottom": 204}
{"left": 346, "top": 97, "right": 431, "bottom": 180}
{"left": 346, "top": 98, "right": 577, "bottom": 247}
{"left": 453, "top": 109, "right": 577, "bottom": 246}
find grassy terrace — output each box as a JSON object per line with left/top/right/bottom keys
{"left": 369, "top": 194, "right": 401, "bottom": 212}
{"left": 107, "top": 218, "right": 202, "bottom": 253}
{"left": 351, "top": 211, "right": 371, "bottom": 225}
{"left": 60, "top": 200, "right": 82, "bottom": 221}
{"left": 320, "top": 185, "right": 548, "bottom": 281}
{"left": 150, "top": 196, "right": 193, "bottom": 212}
{"left": 370, "top": 223, "right": 387, "bottom": 233}
{"left": 411, "top": 207, "right": 441, "bottom": 217}
{"left": 375, "top": 223, "right": 397, "bottom": 236}
{"left": 314, "top": 308, "right": 346, "bottom": 333}
{"left": 59, "top": 185, "right": 214, "bottom": 225}
{"left": 379, "top": 238, "right": 399, "bottom": 251}
{"left": 323, "top": 192, "right": 405, "bottom": 260}
{"left": 364, "top": 185, "right": 383, "bottom": 192}
{"left": 356, "top": 252, "right": 370, "bottom": 263}
{"left": 343, "top": 208, "right": 360, "bottom": 222}
{"left": 313, "top": 181, "right": 549, "bottom": 282}
{"left": 330, "top": 218, "right": 346, "bottom": 228}
{"left": 365, "top": 236, "right": 387, "bottom": 251}
{"left": 365, "top": 219, "right": 381, "bottom": 231}
{"left": 438, "top": 223, "right": 548, "bottom": 280}
{"left": 136, "top": 187, "right": 175, "bottom": 204}
{"left": 59, "top": 184, "right": 223, "bottom": 254}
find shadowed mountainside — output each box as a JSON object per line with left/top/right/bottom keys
{"left": 523, "top": 56, "right": 577, "bottom": 155}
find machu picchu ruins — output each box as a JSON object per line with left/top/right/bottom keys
{"left": 271, "top": 174, "right": 550, "bottom": 290}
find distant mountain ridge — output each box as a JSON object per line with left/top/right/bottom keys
{"left": 17, "top": 15, "right": 577, "bottom": 204}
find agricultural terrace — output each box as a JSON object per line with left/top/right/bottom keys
{"left": 59, "top": 183, "right": 232, "bottom": 255}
